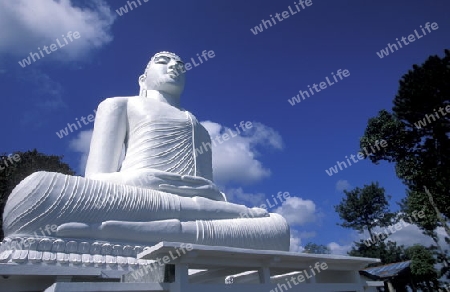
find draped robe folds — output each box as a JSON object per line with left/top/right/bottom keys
{"left": 2, "top": 97, "right": 290, "bottom": 251}
{"left": 119, "top": 110, "right": 213, "bottom": 181}
{"left": 3, "top": 172, "right": 289, "bottom": 251}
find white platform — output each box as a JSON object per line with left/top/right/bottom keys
{"left": 1, "top": 241, "right": 381, "bottom": 291}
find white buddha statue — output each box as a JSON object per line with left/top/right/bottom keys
{"left": 2, "top": 52, "right": 290, "bottom": 251}
{"left": 85, "top": 51, "right": 224, "bottom": 201}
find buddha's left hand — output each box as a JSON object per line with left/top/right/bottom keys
{"left": 158, "top": 175, "right": 226, "bottom": 201}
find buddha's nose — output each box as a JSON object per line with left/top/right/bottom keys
{"left": 168, "top": 60, "right": 177, "bottom": 70}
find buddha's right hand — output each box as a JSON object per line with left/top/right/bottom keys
{"left": 137, "top": 171, "right": 226, "bottom": 201}
{"left": 88, "top": 170, "right": 226, "bottom": 201}
{"left": 151, "top": 172, "right": 225, "bottom": 201}
{"left": 158, "top": 174, "right": 226, "bottom": 201}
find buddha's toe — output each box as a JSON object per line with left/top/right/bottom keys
{"left": 56, "top": 222, "right": 101, "bottom": 238}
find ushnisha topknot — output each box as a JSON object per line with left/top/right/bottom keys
{"left": 149, "top": 51, "right": 182, "bottom": 63}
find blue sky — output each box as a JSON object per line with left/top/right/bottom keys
{"left": 1, "top": 0, "right": 449, "bottom": 254}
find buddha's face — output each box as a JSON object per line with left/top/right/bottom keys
{"left": 141, "top": 52, "right": 186, "bottom": 95}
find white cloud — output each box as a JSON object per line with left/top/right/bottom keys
{"left": 69, "top": 129, "right": 93, "bottom": 174}
{"left": 290, "top": 234, "right": 303, "bottom": 252}
{"left": 387, "top": 223, "right": 432, "bottom": 246}
{"left": 244, "top": 122, "right": 284, "bottom": 150}
{"left": 225, "top": 188, "right": 267, "bottom": 207}
{"left": 288, "top": 230, "right": 319, "bottom": 253}
{"left": 0, "top": 0, "right": 115, "bottom": 62}
{"left": 299, "top": 231, "right": 317, "bottom": 239}
{"left": 323, "top": 221, "right": 450, "bottom": 258}
{"left": 327, "top": 242, "right": 352, "bottom": 255}
{"left": 359, "top": 220, "right": 450, "bottom": 250}
{"left": 201, "top": 121, "right": 283, "bottom": 185}
{"left": 336, "top": 179, "right": 352, "bottom": 192}
{"left": 275, "top": 197, "right": 319, "bottom": 226}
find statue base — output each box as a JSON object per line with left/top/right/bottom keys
{"left": 0, "top": 240, "right": 384, "bottom": 291}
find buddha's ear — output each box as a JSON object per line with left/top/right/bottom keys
{"left": 138, "top": 74, "right": 146, "bottom": 87}
{"left": 138, "top": 74, "right": 147, "bottom": 97}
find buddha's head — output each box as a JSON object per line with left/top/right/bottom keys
{"left": 139, "top": 51, "right": 186, "bottom": 97}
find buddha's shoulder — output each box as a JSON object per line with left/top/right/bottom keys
{"left": 98, "top": 96, "right": 140, "bottom": 108}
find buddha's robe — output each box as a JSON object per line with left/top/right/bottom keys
{"left": 3, "top": 172, "right": 289, "bottom": 251}
{"left": 2, "top": 97, "right": 290, "bottom": 251}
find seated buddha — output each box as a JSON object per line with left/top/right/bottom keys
{"left": 2, "top": 52, "right": 290, "bottom": 251}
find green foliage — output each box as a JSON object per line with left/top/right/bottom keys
{"left": 0, "top": 149, "right": 75, "bottom": 240}
{"left": 360, "top": 50, "right": 450, "bottom": 227}
{"left": 334, "top": 182, "right": 395, "bottom": 238}
{"left": 360, "top": 50, "right": 450, "bottom": 277}
{"left": 360, "top": 109, "right": 414, "bottom": 164}
{"left": 345, "top": 51, "right": 450, "bottom": 290}
{"left": 398, "top": 190, "right": 438, "bottom": 231}
{"left": 406, "top": 245, "right": 437, "bottom": 277}
{"left": 351, "top": 241, "right": 440, "bottom": 290}
{"left": 405, "top": 245, "right": 439, "bottom": 290}
{"left": 349, "top": 240, "right": 406, "bottom": 265}
{"left": 303, "top": 242, "right": 330, "bottom": 254}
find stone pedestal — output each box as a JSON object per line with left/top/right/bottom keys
{"left": 0, "top": 236, "right": 153, "bottom": 291}
{"left": 1, "top": 241, "right": 382, "bottom": 292}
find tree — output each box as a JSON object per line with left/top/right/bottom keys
{"left": 0, "top": 149, "right": 76, "bottom": 240}
{"left": 349, "top": 240, "right": 406, "bottom": 265}
{"left": 361, "top": 50, "right": 450, "bottom": 224}
{"left": 303, "top": 242, "right": 330, "bottom": 254}
{"left": 405, "top": 245, "right": 439, "bottom": 291}
{"left": 360, "top": 50, "right": 450, "bottom": 272}
{"left": 334, "top": 182, "right": 395, "bottom": 240}
{"left": 351, "top": 242, "right": 439, "bottom": 291}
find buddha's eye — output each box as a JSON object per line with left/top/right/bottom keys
{"left": 155, "top": 56, "right": 169, "bottom": 64}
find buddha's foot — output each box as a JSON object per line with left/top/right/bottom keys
{"left": 4, "top": 172, "right": 289, "bottom": 251}
{"left": 56, "top": 219, "right": 192, "bottom": 243}
{"left": 53, "top": 214, "right": 289, "bottom": 251}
